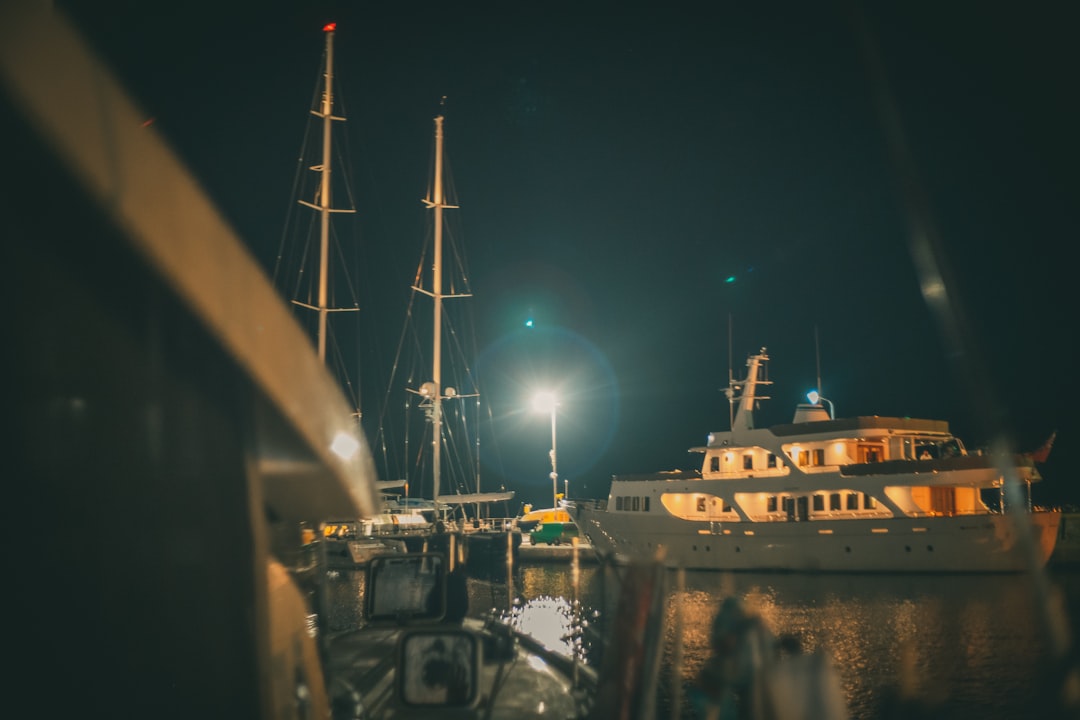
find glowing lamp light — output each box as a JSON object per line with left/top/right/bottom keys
{"left": 323, "top": 22, "right": 337, "bottom": 32}
{"left": 525, "top": 318, "right": 534, "bottom": 328}
{"left": 806, "top": 390, "right": 835, "bottom": 419}
{"left": 532, "top": 391, "right": 559, "bottom": 414}
{"left": 725, "top": 276, "right": 736, "bottom": 283}
{"left": 330, "top": 431, "right": 360, "bottom": 460}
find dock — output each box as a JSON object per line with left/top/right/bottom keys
{"left": 518, "top": 539, "right": 599, "bottom": 563}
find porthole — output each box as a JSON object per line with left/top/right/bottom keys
{"left": 845, "top": 546, "right": 851, "bottom": 553}
{"left": 905, "top": 545, "right": 911, "bottom": 552}
{"left": 927, "top": 545, "right": 934, "bottom": 552}
{"left": 735, "top": 546, "right": 741, "bottom": 553}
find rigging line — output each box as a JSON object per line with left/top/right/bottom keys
{"left": 272, "top": 48, "right": 326, "bottom": 285}
{"left": 329, "top": 222, "right": 362, "bottom": 308}
{"left": 376, "top": 289, "right": 429, "bottom": 483}
{"left": 332, "top": 107, "right": 360, "bottom": 214}
{"left": 482, "top": 400, "right": 510, "bottom": 494}
{"left": 445, "top": 389, "right": 480, "bottom": 491}
{"left": 289, "top": 211, "right": 320, "bottom": 306}
{"left": 272, "top": 145, "right": 308, "bottom": 286}
{"left": 376, "top": 289, "right": 419, "bottom": 433}
{"left": 327, "top": 324, "right": 361, "bottom": 415}
{"left": 442, "top": 225, "right": 475, "bottom": 295}
{"left": 441, "top": 312, "right": 480, "bottom": 392}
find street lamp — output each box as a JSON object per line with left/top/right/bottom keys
{"left": 806, "top": 390, "right": 835, "bottom": 419}
{"left": 532, "top": 391, "right": 560, "bottom": 507}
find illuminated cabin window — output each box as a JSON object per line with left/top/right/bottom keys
{"left": 830, "top": 493, "right": 841, "bottom": 511}
{"left": 863, "top": 494, "right": 877, "bottom": 510}
{"left": 798, "top": 451, "right": 809, "bottom": 467}
{"left": 743, "top": 455, "right": 753, "bottom": 470}
{"left": 846, "top": 493, "right": 859, "bottom": 510}
{"left": 696, "top": 497, "right": 706, "bottom": 512}
{"left": 767, "top": 496, "right": 778, "bottom": 512}
{"left": 814, "top": 449, "right": 825, "bottom": 466}
{"left": 710, "top": 456, "right": 719, "bottom": 472}
{"left": 813, "top": 495, "right": 824, "bottom": 512}
{"left": 767, "top": 454, "right": 777, "bottom": 468}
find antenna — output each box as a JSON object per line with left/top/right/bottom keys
{"left": 727, "top": 314, "right": 733, "bottom": 385}
{"left": 726, "top": 314, "right": 735, "bottom": 429}
{"left": 814, "top": 325, "right": 823, "bottom": 396}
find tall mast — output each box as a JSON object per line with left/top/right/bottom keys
{"left": 414, "top": 112, "right": 478, "bottom": 511}
{"left": 316, "top": 24, "right": 336, "bottom": 363}
{"left": 431, "top": 115, "right": 445, "bottom": 505}
{"left": 295, "top": 22, "right": 355, "bottom": 364}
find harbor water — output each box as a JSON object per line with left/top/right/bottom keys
{"left": 320, "top": 560, "right": 1080, "bottom": 719}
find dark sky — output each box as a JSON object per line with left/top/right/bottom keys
{"left": 61, "top": 2, "right": 1077, "bottom": 508}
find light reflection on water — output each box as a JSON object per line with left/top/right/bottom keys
{"left": 481, "top": 565, "right": 1080, "bottom": 720}
{"left": 680, "top": 572, "right": 1055, "bottom": 719}
{"left": 314, "top": 562, "right": 1080, "bottom": 719}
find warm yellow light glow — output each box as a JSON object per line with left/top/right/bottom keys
{"left": 818, "top": 529, "right": 834, "bottom": 535}
{"left": 871, "top": 528, "right": 889, "bottom": 534}
{"left": 913, "top": 527, "right": 928, "bottom": 533}
{"left": 330, "top": 431, "right": 360, "bottom": 460}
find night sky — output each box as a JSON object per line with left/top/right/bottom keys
{"left": 61, "top": 2, "right": 1077, "bottom": 510}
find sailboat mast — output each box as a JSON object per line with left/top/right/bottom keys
{"left": 315, "top": 24, "right": 336, "bottom": 364}
{"left": 431, "top": 115, "right": 446, "bottom": 505}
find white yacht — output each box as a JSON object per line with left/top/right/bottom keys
{"left": 570, "top": 349, "right": 1060, "bottom": 572}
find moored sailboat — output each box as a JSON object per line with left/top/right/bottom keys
{"left": 570, "top": 348, "right": 1060, "bottom": 572}
{"left": 275, "top": 24, "right": 450, "bottom": 564}
{"left": 376, "top": 112, "right": 519, "bottom": 570}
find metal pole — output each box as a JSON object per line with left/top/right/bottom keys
{"left": 431, "top": 115, "right": 445, "bottom": 507}
{"left": 316, "top": 26, "right": 334, "bottom": 364}
{"left": 550, "top": 406, "right": 558, "bottom": 507}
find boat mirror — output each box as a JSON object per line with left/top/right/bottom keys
{"left": 398, "top": 629, "right": 480, "bottom": 707}
{"left": 366, "top": 553, "right": 446, "bottom": 624}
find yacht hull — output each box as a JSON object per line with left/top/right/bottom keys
{"left": 571, "top": 503, "right": 1061, "bottom": 573}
